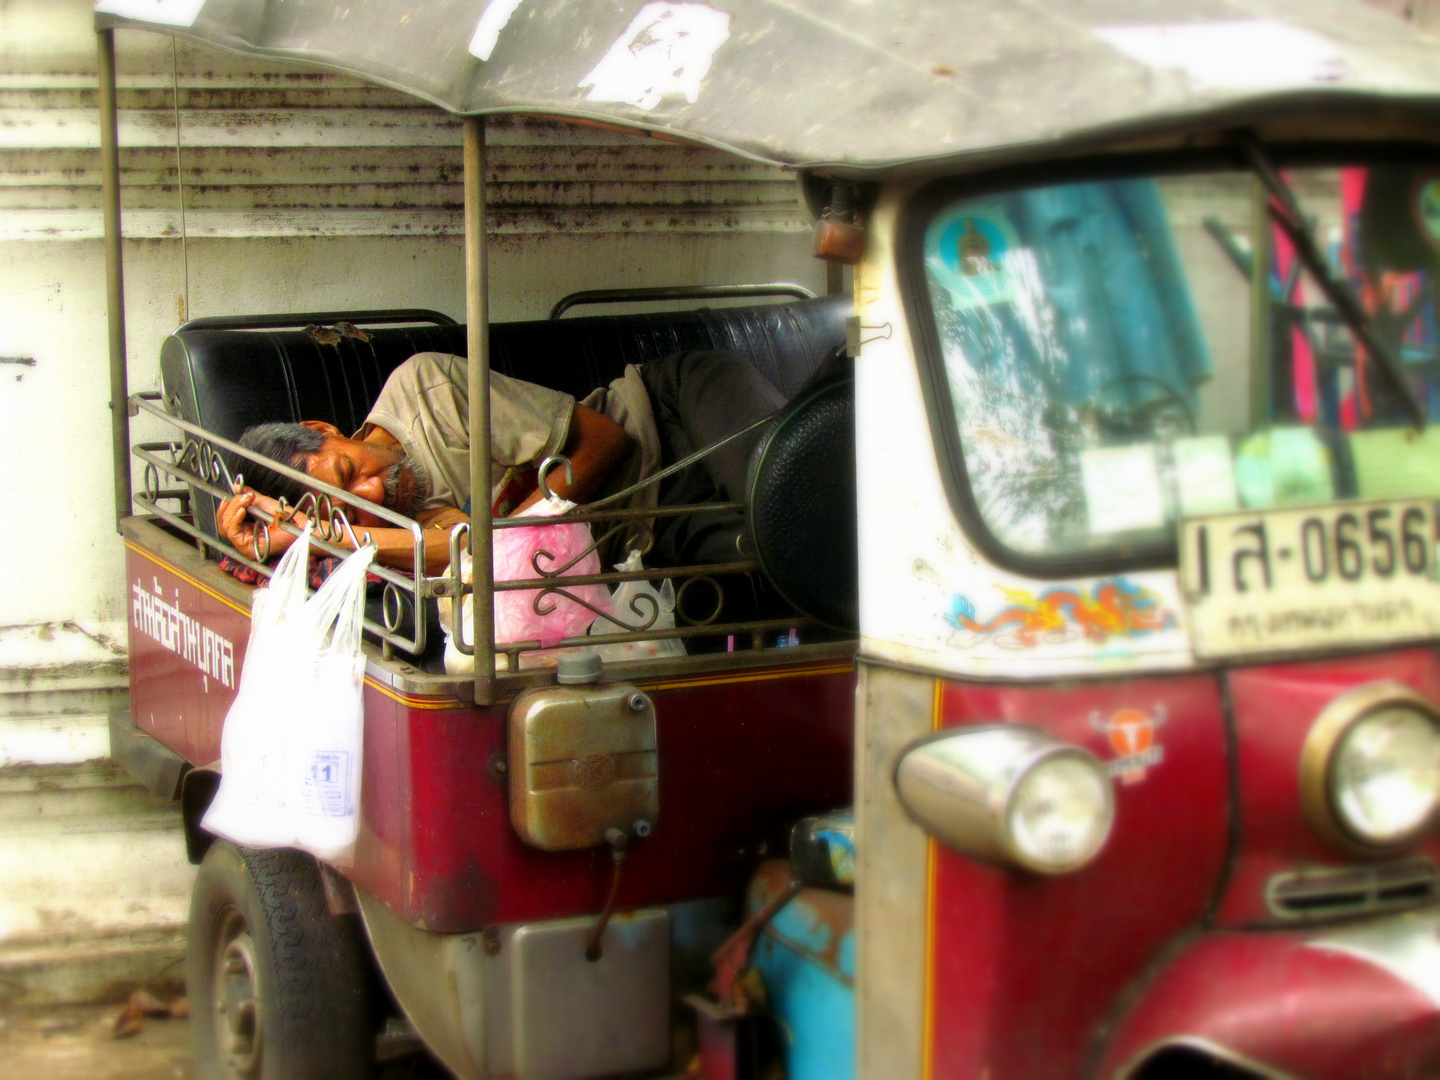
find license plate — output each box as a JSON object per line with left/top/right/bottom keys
{"left": 1180, "top": 498, "right": 1440, "bottom": 659}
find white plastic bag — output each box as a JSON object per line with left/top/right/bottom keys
{"left": 203, "top": 525, "right": 376, "bottom": 865}
{"left": 589, "top": 549, "right": 686, "bottom": 662}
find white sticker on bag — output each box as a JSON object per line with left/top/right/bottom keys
{"left": 302, "top": 750, "right": 353, "bottom": 818}
{"left": 94, "top": 0, "right": 208, "bottom": 28}
{"left": 579, "top": 3, "right": 731, "bottom": 111}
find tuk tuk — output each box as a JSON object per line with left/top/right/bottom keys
{"left": 96, "top": 2, "right": 1440, "bottom": 1077}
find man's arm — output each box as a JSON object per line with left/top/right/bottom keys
{"left": 512, "top": 403, "right": 632, "bottom": 514}
{"left": 218, "top": 489, "right": 465, "bottom": 575}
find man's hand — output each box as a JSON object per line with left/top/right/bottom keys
{"left": 217, "top": 487, "right": 306, "bottom": 561}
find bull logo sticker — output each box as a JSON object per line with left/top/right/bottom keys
{"left": 1091, "top": 706, "right": 1166, "bottom": 784}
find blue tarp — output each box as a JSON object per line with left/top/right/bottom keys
{"left": 927, "top": 179, "right": 1213, "bottom": 410}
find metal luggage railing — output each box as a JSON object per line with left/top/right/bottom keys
{"left": 548, "top": 283, "right": 816, "bottom": 320}
{"left": 128, "top": 392, "right": 817, "bottom": 675}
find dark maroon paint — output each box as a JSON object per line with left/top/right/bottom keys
{"left": 346, "top": 672, "right": 855, "bottom": 930}
{"left": 126, "top": 547, "right": 248, "bottom": 765}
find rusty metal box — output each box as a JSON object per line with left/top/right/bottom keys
{"left": 507, "top": 682, "right": 658, "bottom": 851}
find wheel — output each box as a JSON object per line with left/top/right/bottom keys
{"left": 188, "top": 840, "right": 376, "bottom": 1080}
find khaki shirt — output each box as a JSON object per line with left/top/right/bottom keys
{"left": 362, "top": 352, "right": 660, "bottom": 523}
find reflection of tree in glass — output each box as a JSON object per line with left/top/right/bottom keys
{"left": 931, "top": 281, "right": 1086, "bottom": 554}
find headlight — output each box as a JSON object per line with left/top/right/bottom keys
{"left": 895, "top": 726, "right": 1115, "bottom": 874}
{"left": 1301, "top": 682, "right": 1440, "bottom": 853}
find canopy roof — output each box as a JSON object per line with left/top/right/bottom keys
{"left": 96, "top": 0, "right": 1440, "bottom": 172}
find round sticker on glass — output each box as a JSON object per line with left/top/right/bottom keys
{"left": 1414, "top": 176, "right": 1440, "bottom": 248}
{"left": 925, "top": 207, "right": 1021, "bottom": 309}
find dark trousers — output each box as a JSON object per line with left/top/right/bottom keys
{"left": 641, "top": 350, "right": 785, "bottom": 567}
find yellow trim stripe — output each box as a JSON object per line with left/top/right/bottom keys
{"left": 922, "top": 676, "right": 943, "bottom": 1080}
{"left": 362, "top": 677, "right": 466, "bottom": 710}
{"left": 640, "top": 660, "right": 854, "bottom": 692}
{"left": 361, "top": 660, "right": 856, "bottom": 712}
{"left": 126, "top": 541, "right": 253, "bottom": 616}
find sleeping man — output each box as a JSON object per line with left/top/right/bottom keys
{"left": 217, "top": 349, "right": 786, "bottom": 574}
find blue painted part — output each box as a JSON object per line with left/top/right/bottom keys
{"left": 751, "top": 891, "right": 856, "bottom": 1080}
{"left": 767, "top": 894, "right": 856, "bottom": 981}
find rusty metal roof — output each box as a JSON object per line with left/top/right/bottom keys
{"left": 94, "top": 0, "right": 1440, "bottom": 171}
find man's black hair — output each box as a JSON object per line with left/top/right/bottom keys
{"left": 235, "top": 422, "right": 326, "bottom": 507}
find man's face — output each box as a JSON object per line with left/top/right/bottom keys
{"left": 303, "top": 436, "right": 427, "bottom": 523}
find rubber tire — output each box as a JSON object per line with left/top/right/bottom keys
{"left": 188, "top": 840, "right": 376, "bottom": 1080}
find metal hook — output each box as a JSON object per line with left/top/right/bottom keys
{"left": 537, "top": 455, "right": 575, "bottom": 503}
{"left": 211, "top": 445, "right": 237, "bottom": 493}
{"left": 336, "top": 509, "right": 365, "bottom": 551}
{"left": 382, "top": 583, "right": 405, "bottom": 632}
{"left": 293, "top": 491, "right": 320, "bottom": 522}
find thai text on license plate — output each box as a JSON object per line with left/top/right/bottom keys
{"left": 1179, "top": 498, "right": 1440, "bottom": 659}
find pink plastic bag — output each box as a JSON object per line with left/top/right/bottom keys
{"left": 493, "top": 498, "right": 611, "bottom": 647}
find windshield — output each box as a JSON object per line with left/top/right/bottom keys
{"left": 914, "top": 161, "right": 1440, "bottom": 567}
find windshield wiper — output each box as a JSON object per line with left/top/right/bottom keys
{"left": 1240, "top": 134, "right": 1426, "bottom": 431}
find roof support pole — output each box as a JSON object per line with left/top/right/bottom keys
{"left": 464, "top": 116, "right": 496, "bottom": 704}
{"left": 99, "top": 28, "right": 132, "bottom": 529}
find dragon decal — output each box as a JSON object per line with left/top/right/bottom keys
{"left": 945, "top": 578, "right": 1177, "bottom": 650}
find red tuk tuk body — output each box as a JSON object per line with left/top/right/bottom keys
{"left": 125, "top": 463, "right": 856, "bottom": 936}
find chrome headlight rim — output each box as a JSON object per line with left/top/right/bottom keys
{"left": 999, "top": 742, "right": 1116, "bottom": 874}
{"left": 895, "top": 724, "right": 1115, "bottom": 876}
{"left": 1299, "top": 681, "right": 1440, "bottom": 855}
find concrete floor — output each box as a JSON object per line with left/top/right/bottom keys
{"left": 0, "top": 1005, "right": 194, "bottom": 1080}
{"left": 0, "top": 1005, "right": 457, "bottom": 1079}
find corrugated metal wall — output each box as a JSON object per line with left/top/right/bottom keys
{"left": 0, "top": 0, "right": 822, "bottom": 1005}
{"left": 0, "top": 45, "right": 805, "bottom": 243}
